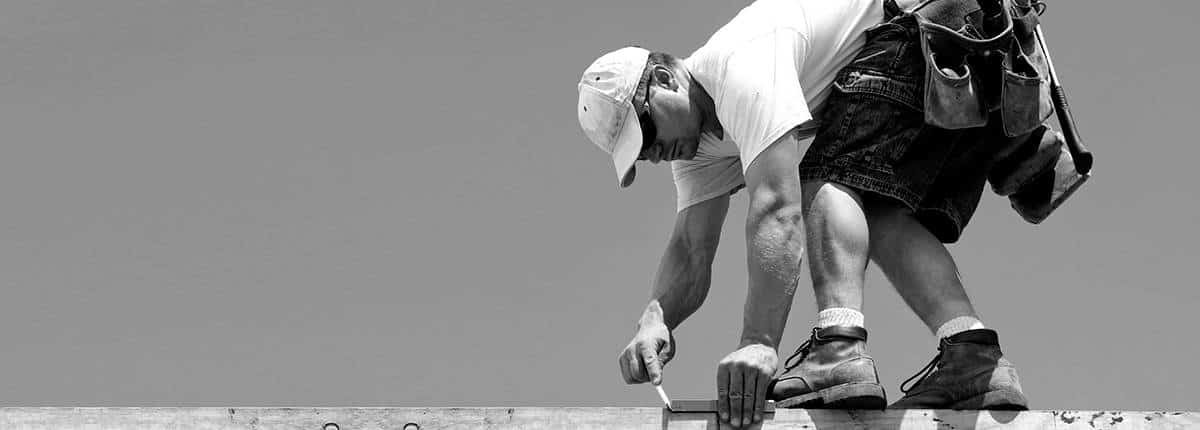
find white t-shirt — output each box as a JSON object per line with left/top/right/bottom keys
{"left": 672, "top": 0, "right": 882, "bottom": 211}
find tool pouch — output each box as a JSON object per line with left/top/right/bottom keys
{"left": 915, "top": 6, "right": 1011, "bottom": 130}
{"left": 998, "top": 4, "right": 1054, "bottom": 137}
{"left": 1005, "top": 132, "right": 1089, "bottom": 224}
{"left": 988, "top": 125, "right": 1062, "bottom": 196}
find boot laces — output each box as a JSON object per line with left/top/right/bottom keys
{"left": 900, "top": 345, "right": 944, "bottom": 393}
{"left": 782, "top": 327, "right": 820, "bottom": 373}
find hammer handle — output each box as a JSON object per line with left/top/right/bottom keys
{"left": 1036, "top": 26, "right": 1093, "bottom": 174}
{"left": 1050, "top": 84, "right": 1093, "bottom": 174}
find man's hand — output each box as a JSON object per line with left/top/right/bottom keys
{"left": 717, "top": 344, "right": 778, "bottom": 428}
{"left": 618, "top": 320, "right": 675, "bottom": 385}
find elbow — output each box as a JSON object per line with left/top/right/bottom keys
{"left": 744, "top": 187, "right": 806, "bottom": 290}
{"left": 747, "top": 187, "right": 804, "bottom": 229}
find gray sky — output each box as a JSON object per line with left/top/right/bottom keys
{"left": 1, "top": 0, "right": 1197, "bottom": 410}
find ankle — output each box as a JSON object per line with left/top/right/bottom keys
{"left": 816, "top": 307, "right": 865, "bottom": 329}
{"left": 934, "top": 316, "right": 985, "bottom": 340}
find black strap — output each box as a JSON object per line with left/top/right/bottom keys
{"left": 815, "top": 325, "right": 868, "bottom": 342}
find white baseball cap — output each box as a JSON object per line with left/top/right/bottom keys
{"left": 577, "top": 46, "right": 654, "bottom": 188}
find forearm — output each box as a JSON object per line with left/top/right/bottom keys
{"left": 741, "top": 198, "right": 805, "bottom": 349}
{"left": 640, "top": 237, "right": 716, "bottom": 330}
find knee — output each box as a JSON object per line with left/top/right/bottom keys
{"left": 801, "top": 182, "right": 867, "bottom": 231}
{"left": 801, "top": 181, "right": 870, "bottom": 247}
{"left": 802, "top": 181, "right": 864, "bottom": 213}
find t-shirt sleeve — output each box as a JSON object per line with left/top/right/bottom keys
{"left": 671, "top": 155, "right": 744, "bottom": 212}
{"left": 713, "top": 28, "right": 813, "bottom": 172}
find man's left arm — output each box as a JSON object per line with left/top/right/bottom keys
{"left": 717, "top": 128, "right": 807, "bottom": 427}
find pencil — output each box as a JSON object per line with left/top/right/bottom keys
{"left": 654, "top": 385, "right": 672, "bottom": 410}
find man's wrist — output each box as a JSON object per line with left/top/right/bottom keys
{"left": 738, "top": 334, "right": 780, "bottom": 350}
{"left": 637, "top": 302, "right": 667, "bottom": 331}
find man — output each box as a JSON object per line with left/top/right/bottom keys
{"left": 577, "top": 0, "right": 883, "bottom": 425}
{"left": 576, "top": 0, "right": 1057, "bottom": 425}
{"left": 578, "top": 0, "right": 885, "bottom": 426}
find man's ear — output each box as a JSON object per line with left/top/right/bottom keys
{"left": 652, "top": 65, "right": 678, "bottom": 91}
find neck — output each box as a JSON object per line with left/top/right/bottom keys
{"left": 687, "top": 72, "right": 722, "bottom": 138}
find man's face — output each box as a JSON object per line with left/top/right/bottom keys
{"left": 638, "top": 65, "right": 702, "bottom": 164}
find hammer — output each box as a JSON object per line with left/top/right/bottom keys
{"left": 1034, "top": 25, "right": 1093, "bottom": 174}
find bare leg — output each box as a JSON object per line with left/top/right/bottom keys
{"left": 864, "top": 199, "right": 978, "bottom": 331}
{"left": 771, "top": 181, "right": 885, "bottom": 411}
{"left": 801, "top": 181, "right": 869, "bottom": 311}
{"left": 866, "top": 199, "right": 1027, "bottom": 411}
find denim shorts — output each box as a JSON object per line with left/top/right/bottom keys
{"left": 799, "top": 1, "right": 1026, "bottom": 243}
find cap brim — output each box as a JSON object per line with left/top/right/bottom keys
{"left": 611, "top": 105, "right": 642, "bottom": 188}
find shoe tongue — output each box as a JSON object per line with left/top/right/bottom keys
{"left": 815, "top": 325, "right": 868, "bottom": 342}
{"left": 944, "top": 328, "right": 999, "bottom": 345}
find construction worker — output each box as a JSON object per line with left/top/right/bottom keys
{"left": 576, "top": 0, "right": 884, "bottom": 426}
{"left": 575, "top": 0, "right": 1060, "bottom": 426}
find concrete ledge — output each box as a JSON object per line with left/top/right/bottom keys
{"left": 1, "top": 408, "right": 1197, "bottom": 429}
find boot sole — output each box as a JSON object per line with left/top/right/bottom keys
{"left": 775, "top": 382, "right": 887, "bottom": 410}
{"left": 951, "top": 390, "right": 1029, "bottom": 411}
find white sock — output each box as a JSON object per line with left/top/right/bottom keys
{"left": 935, "top": 316, "right": 985, "bottom": 339}
{"left": 816, "top": 307, "right": 865, "bottom": 328}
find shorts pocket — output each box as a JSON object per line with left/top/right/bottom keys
{"left": 819, "top": 73, "right": 925, "bottom": 173}
{"left": 852, "top": 16, "right": 921, "bottom": 76}
{"left": 833, "top": 69, "right": 922, "bottom": 112}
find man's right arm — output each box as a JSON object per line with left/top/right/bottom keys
{"left": 619, "top": 194, "right": 731, "bottom": 385}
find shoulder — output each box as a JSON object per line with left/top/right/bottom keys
{"left": 689, "top": 0, "right": 808, "bottom": 64}
{"left": 687, "top": 26, "right": 806, "bottom": 103}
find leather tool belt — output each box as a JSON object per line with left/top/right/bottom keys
{"left": 913, "top": 0, "right": 1053, "bottom": 137}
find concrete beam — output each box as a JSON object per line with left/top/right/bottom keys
{"left": 1, "top": 407, "right": 1196, "bottom": 429}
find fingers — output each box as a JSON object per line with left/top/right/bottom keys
{"left": 729, "top": 365, "right": 746, "bottom": 427}
{"left": 639, "top": 343, "right": 663, "bottom": 385}
{"left": 618, "top": 351, "right": 634, "bottom": 383}
{"left": 715, "top": 345, "right": 778, "bottom": 428}
{"left": 719, "top": 364, "right": 771, "bottom": 428}
{"left": 618, "top": 347, "right": 648, "bottom": 384}
{"left": 717, "top": 364, "right": 730, "bottom": 423}
{"left": 753, "top": 372, "right": 769, "bottom": 424}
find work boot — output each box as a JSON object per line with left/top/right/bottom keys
{"left": 890, "top": 329, "right": 1029, "bottom": 410}
{"left": 767, "top": 326, "right": 886, "bottom": 409}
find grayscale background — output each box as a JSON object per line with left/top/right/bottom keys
{"left": 1, "top": 0, "right": 1195, "bottom": 410}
